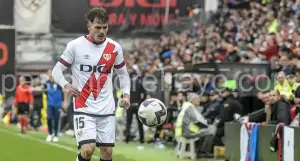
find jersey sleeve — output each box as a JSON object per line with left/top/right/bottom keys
{"left": 114, "top": 44, "right": 125, "bottom": 69}
{"left": 59, "top": 42, "right": 75, "bottom": 67}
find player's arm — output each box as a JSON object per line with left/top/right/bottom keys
{"left": 114, "top": 44, "right": 130, "bottom": 108}
{"left": 52, "top": 42, "right": 80, "bottom": 97}
{"left": 62, "top": 88, "right": 71, "bottom": 111}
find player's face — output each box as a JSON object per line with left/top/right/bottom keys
{"left": 88, "top": 19, "right": 108, "bottom": 44}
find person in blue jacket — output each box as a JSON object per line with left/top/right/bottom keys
{"left": 45, "top": 69, "right": 64, "bottom": 142}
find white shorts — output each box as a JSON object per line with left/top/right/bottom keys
{"left": 73, "top": 113, "right": 116, "bottom": 149}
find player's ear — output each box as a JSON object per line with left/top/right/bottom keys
{"left": 87, "top": 20, "right": 92, "bottom": 31}
{"left": 87, "top": 23, "right": 90, "bottom": 31}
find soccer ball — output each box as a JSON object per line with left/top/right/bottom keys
{"left": 138, "top": 98, "right": 167, "bottom": 127}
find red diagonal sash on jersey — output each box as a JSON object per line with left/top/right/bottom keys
{"left": 75, "top": 42, "right": 117, "bottom": 108}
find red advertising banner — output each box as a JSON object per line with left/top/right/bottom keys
{"left": 52, "top": 0, "right": 199, "bottom": 35}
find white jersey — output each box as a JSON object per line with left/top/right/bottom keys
{"left": 59, "top": 36, "right": 125, "bottom": 115}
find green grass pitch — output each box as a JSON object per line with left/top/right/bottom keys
{"left": 0, "top": 123, "right": 217, "bottom": 161}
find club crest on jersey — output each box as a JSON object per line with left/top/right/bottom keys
{"left": 103, "top": 53, "right": 111, "bottom": 60}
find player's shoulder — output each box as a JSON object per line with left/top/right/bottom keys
{"left": 67, "top": 36, "right": 86, "bottom": 47}
{"left": 106, "top": 37, "right": 122, "bottom": 49}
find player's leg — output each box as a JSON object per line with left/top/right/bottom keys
{"left": 74, "top": 114, "right": 97, "bottom": 161}
{"left": 77, "top": 144, "right": 96, "bottom": 161}
{"left": 99, "top": 147, "right": 113, "bottom": 161}
{"left": 46, "top": 106, "right": 54, "bottom": 141}
{"left": 96, "top": 116, "right": 116, "bottom": 161}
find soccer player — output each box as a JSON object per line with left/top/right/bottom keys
{"left": 51, "top": 7, "right": 130, "bottom": 161}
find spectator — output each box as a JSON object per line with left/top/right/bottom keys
{"left": 267, "top": 89, "right": 291, "bottom": 125}
{"left": 224, "top": 43, "right": 240, "bottom": 63}
{"left": 202, "top": 90, "right": 221, "bottom": 124}
{"left": 248, "top": 48, "right": 265, "bottom": 64}
{"left": 176, "top": 91, "right": 187, "bottom": 110}
{"left": 216, "top": 88, "right": 243, "bottom": 138}
{"left": 30, "top": 77, "right": 44, "bottom": 130}
{"left": 253, "top": 91, "right": 267, "bottom": 111}
{"left": 258, "top": 33, "right": 279, "bottom": 61}
{"left": 168, "top": 92, "right": 181, "bottom": 123}
{"left": 287, "top": 74, "right": 299, "bottom": 93}
{"left": 125, "top": 67, "right": 146, "bottom": 144}
{"left": 175, "top": 93, "right": 216, "bottom": 158}
{"left": 279, "top": 55, "right": 295, "bottom": 75}
{"left": 248, "top": 91, "right": 270, "bottom": 123}
{"left": 275, "top": 71, "right": 293, "bottom": 100}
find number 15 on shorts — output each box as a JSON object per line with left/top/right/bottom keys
{"left": 75, "top": 117, "right": 85, "bottom": 129}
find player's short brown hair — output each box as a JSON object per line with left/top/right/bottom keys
{"left": 85, "top": 7, "right": 108, "bottom": 23}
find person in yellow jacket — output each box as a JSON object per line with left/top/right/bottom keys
{"left": 175, "top": 93, "right": 216, "bottom": 158}
{"left": 275, "top": 71, "right": 293, "bottom": 100}
{"left": 287, "top": 74, "right": 300, "bottom": 92}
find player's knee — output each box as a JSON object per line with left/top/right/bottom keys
{"left": 100, "top": 147, "right": 113, "bottom": 157}
{"left": 81, "top": 144, "right": 95, "bottom": 158}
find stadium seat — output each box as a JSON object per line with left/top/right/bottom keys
{"left": 175, "top": 137, "right": 198, "bottom": 160}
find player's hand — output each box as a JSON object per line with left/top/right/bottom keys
{"left": 64, "top": 84, "right": 80, "bottom": 98}
{"left": 29, "top": 104, "right": 33, "bottom": 111}
{"left": 119, "top": 94, "right": 130, "bottom": 109}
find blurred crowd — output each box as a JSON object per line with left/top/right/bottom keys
{"left": 121, "top": 0, "right": 300, "bottom": 159}
{"left": 125, "top": 0, "right": 300, "bottom": 74}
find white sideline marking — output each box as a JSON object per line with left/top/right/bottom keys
{"left": 0, "top": 128, "right": 98, "bottom": 160}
